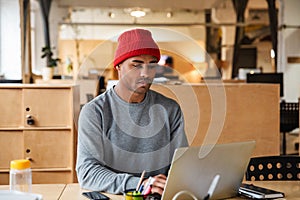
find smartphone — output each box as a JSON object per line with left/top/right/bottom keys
{"left": 82, "top": 191, "right": 110, "bottom": 200}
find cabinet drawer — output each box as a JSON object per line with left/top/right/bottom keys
{"left": 0, "top": 89, "right": 22, "bottom": 127}
{"left": 24, "top": 130, "right": 72, "bottom": 168}
{"left": 23, "top": 89, "right": 72, "bottom": 127}
{"left": 0, "top": 171, "right": 75, "bottom": 185}
{"left": 0, "top": 131, "right": 23, "bottom": 169}
{"left": 0, "top": 172, "right": 9, "bottom": 185}
{"left": 32, "top": 171, "right": 74, "bottom": 184}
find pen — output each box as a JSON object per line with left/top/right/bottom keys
{"left": 203, "top": 194, "right": 210, "bottom": 200}
{"left": 143, "top": 184, "right": 152, "bottom": 196}
{"left": 142, "top": 177, "right": 154, "bottom": 195}
{"left": 136, "top": 170, "right": 146, "bottom": 191}
{"left": 204, "top": 174, "right": 220, "bottom": 200}
{"left": 138, "top": 184, "right": 144, "bottom": 193}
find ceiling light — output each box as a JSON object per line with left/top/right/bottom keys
{"left": 167, "top": 12, "right": 173, "bottom": 18}
{"left": 130, "top": 10, "right": 146, "bottom": 18}
{"left": 108, "top": 12, "right": 115, "bottom": 18}
{"left": 124, "top": 8, "right": 150, "bottom": 18}
{"left": 270, "top": 49, "right": 275, "bottom": 59}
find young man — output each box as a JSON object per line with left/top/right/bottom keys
{"left": 76, "top": 28, "right": 188, "bottom": 195}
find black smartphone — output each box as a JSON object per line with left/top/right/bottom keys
{"left": 82, "top": 191, "right": 110, "bottom": 200}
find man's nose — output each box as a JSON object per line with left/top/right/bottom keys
{"left": 140, "top": 65, "right": 150, "bottom": 77}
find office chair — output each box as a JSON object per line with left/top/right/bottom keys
{"left": 245, "top": 155, "right": 300, "bottom": 181}
{"left": 86, "top": 93, "right": 94, "bottom": 102}
{"left": 96, "top": 76, "right": 106, "bottom": 96}
{"left": 280, "top": 101, "right": 299, "bottom": 155}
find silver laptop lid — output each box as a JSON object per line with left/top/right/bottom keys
{"left": 161, "top": 141, "right": 256, "bottom": 200}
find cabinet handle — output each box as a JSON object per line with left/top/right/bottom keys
{"left": 26, "top": 157, "right": 33, "bottom": 162}
{"left": 26, "top": 115, "right": 35, "bottom": 125}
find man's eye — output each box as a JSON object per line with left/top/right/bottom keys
{"left": 133, "top": 64, "right": 143, "bottom": 68}
{"left": 148, "top": 64, "right": 158, "bottom": 69}
{"left": 132, "top": 63, "right": 158, "bottom": 69}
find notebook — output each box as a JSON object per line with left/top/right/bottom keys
{"left": 238, "top": 183, "right": 284, "bottom": 199}
{"left": 161, "top": 141, "right": 256, "bottom": 200}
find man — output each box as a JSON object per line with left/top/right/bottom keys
{"left": 76, "top": 28, "right": 188, "bottom": 195}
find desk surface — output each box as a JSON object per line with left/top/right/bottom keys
{"left": 61, "top": 182, "right": 300, "bottom": 200}
{"left": 0, "top": 184, "right": 66, "bottom": 200}
{"left": 60, "top": 183, "right": 122, "bottom": 200}
{"left": 1, "top": 181, "right": 299, "bottom": 199}
{"left": 233, "top": 181, "right": 300, "bottom": 200}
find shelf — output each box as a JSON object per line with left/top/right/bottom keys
{"left": 0, "top": 168, "right": 72, "bottom": 173}
{"left": 0, "top": 126, "right": 73, "bottom": 131}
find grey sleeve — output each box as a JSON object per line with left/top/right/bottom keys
{"left": 170, "top": 104, "right": 189, "bottom": 149}
{"left": 76, "top": 104, "right": 140, "bottom": 194}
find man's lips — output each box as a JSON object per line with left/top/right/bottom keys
{"left": 137, "top": 81, "right": 147, "bottom": 85}
{"left": 137, "top": 78, "right": 152, "bottom": 85}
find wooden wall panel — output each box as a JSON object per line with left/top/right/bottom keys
{"left": 152, "top": 83, "right": 280, "bottom": 156}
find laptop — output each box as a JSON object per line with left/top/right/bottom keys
{"left": 161, "top": 141, "right": 256, "bottom": 200}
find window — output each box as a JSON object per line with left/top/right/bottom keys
{"left": 0, "top": 0, "right": 21, "bottom": 79}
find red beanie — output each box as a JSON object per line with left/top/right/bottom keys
{"left": 113, "top": 29, "right": 161, "bottom": 67}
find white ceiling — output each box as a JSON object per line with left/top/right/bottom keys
{"left": 54, "top": 0, "right": 271, "bottom": 11}
{"left": 55, "top": 0, "right": 219, "bottom": 11}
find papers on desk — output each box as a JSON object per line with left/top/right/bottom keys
{"left": 0, "top": 190, "right": 43, "bottom": 200}
{"left": 239, "top": 183, "right": 285, "bottom": 199}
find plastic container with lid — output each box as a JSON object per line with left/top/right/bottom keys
{"left": 9, "top": 159, "right": 32, "bottom": 193}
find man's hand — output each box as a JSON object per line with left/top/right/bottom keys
{"left": 142, "top": 174, "right": 167, "bottom": 195}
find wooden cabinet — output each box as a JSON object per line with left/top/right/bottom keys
{"left": 152, "top": 83, "right": 280, "bottom": 156}
{"left": 0, "top": 84, "right": 80, "bottom": 184}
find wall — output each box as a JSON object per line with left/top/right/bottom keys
{"left": 45, "top": 0, "right": 300, "bottom": 99}
{"left": 33, "top": 0, "right": 68, "bottom": 74}
{"left": 58, "top": 26, "right": 208, "bottom": 82}
{"left": 212, "top": 0, "right": 275, "bottom": 79}
{"left": 58, "top": 39, "right": 204, "bottom": 83}
{"left": 278, "top": 0, "right": 300, "bottom": 101}
{"left": 50, "top": 4, "right": 209, "bottom": 81}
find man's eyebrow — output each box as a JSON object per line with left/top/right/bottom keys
{"left": 131, "top": 59, "right": 158, "bottom": 64}
{"left": 131, "top": 60, "right": 144, "bottom": 63}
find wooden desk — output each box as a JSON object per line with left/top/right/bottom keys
{"left": 0, "top": 184, "right": 66, "bottom": 200}
{"left": 234, "top": 181, "right": 300, "bottom": 200}
{"left": 0, "top": 182, "right": 299, "bottom": 199}
{"left": 60, "top": 183, "right": 123, "bottom": 200}
{"left": 61, "top": 182, "right": 300, "bottom": 200}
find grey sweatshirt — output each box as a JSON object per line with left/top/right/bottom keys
{"left": 76, "top": 87, "right": 188, "bottom": 194}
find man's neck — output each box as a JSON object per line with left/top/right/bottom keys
{"left": 114, "top": 84, "right": 146, "bottom": 103}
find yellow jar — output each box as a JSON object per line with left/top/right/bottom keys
{"left": 9, "top": 159, "right": 32, "bottom": 193}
